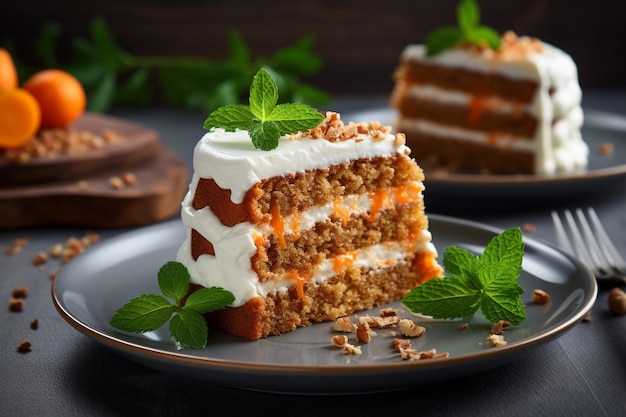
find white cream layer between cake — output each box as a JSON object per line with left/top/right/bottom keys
{"left": 176, "top": 126, "right": 438, "bottom": 307}
{"left": 397, "top": 42, "right": 588, "bottom": 174}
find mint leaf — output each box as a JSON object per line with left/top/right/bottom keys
{"left": 110, "top": 261, "right": 235, "bottom": 348}
{"left": 109, "top": 294, "right": 173, "bottom": 332}
{"left": 403, "top": 228, "right": 526, "bottom": 325}
{"left": 425, "top": 27, "right": 463, "bottom": 57}
{"left": 457, "top": 0, "right": 480, "bottom": 34}
{"left": 169, "top": 309, "right": 209, "bottom": 349}
{"left": 203, "top": 68, "right": 324, "bottom": 151}
{"left": 425, "top": 0, "right": 501, "bottom": 56}
{"left": 203, "top": 104, "right": 254, "bottom": 131}
{"left": 269, "top": 103, "right": 327, "bottom": 135}
{"left": 249, "top": 68, "right": 278, "bottom": 120}
{"left": 403, "top": 276, "right": 481, "bottom": 319}
{"left": 248, "top": 120, "right": 281, "bottom": 151}
{"left": 157, "top": 261, "right": 190, "bottom": 301}
{"left": 184, "top": 287, "right": 235, "bottom": 314}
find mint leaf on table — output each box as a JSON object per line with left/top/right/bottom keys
{"left": 403, "top": 228, "right": 527, "bottom": 325}
{"left": 109, "top": 261, "right": 235, "bottom": 349}
{"left": 203, "top": 67, "right": 325, "bottom": 151}
{"left": 425, "top": 0, "right": 501, "bottom": 56}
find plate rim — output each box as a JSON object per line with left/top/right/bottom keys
{"left": 51, "top": 215, "right": 598, "bottom": 379}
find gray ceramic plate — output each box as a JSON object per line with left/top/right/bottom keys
{"left": 344, "top": 108, "right": 626, "bottom": 207}
{"left": 52, "top": 215, "right": 596, "bottom": 394}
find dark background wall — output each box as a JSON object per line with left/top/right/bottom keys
{"left": 2, "top": 0, "right": 625, "bottom": 96}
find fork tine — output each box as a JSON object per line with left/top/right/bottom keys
{"left": 586, "top": 207, "right": 626, "bottom": 273}
{"left": 562, "top": 209, "right": 599, "bottom": 274}
{"left": 551, "top": 210, "right": 575, "bottom": 255}
{"left": 573, "top": 208, "right": 611, "bottom": 277}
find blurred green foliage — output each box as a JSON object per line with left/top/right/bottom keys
{"left": 4, "top": 17, "right": 331, "bottom": 113}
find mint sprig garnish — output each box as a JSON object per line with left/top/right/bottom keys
{"left": 109, "top": 261, "right": 234, "bottom": 349}
{"left": 425, "top": 0, "right": 501, "bottom": 57}
{"left": 403, "top": 228, "right": 527, "bottom": 325}
{"left": 203, "top": 68, "right": 325, "bottom": 151}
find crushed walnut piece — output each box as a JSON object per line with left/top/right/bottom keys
{"left": 0, "top": 127, "right": 124, "bottom": 164}
{"left": 330, "top": 334, "right": 362, "bottom": 355}
{"left": 355, "top": 322, "right": 373, "bottom": 343}
{"left": 30, "top": 319, "right": 38, "bottom": 330}
{"left": 398, "top": 319, "right": 426, "bottom": 338}
{"left": 489, "top": 320, "right": 511, "bottom": 336}
{"left": 332, "top": 316, "right": 357, "bottom": 333}
{"left": 392, "top": 338, "right": 448, "bottom": 361}
{"left": 32, "top": 251, "right": 48, "bottom": 266}
{"left": 12, "top": 287, "right": 29, "bottom": 299}
{"left": 16, "top": 340, "right": 31, "bottom": 353}
{"left": 598, "top": 142, "right": 614, "bottom": 156}
{"left": 486, "top": 333, "right": 507, "bottom": 347}
{"left": 358, "top": 311, "right": 400, "bottom": 329}
{"left": 8, "top": 298, "right": 24, "bottom": 312}
{"left": 291, "top": 112, "right": 395, "bottom": 145}
{"left": 4, "top": 237, "right": 29, "bottom": 255}
{"left": 532, "top": 289, "right": 551, "bottom": 304}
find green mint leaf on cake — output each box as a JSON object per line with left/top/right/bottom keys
{"left": 203, "top": 68, "right": 325, "bottom": 151}
{"left": 425, "top": 0, "right": 501, "bottom": 56}
{"left": 109, "top": 261, "right": 235, "bottom": 349}
{"left": 403, "top": 228, "right": 527, "bottom": 325}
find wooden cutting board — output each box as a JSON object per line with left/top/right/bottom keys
{"left": 0, "top": 114, "right": 189, "bottom": 229}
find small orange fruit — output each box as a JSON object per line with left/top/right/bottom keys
{"left": 0, "top": 88, "right": 41, "bottom": 149}
{"left": 0, "top": 48, "right": 18, "bottom": 92}
{"left": 24, "top": 69, "right": 86, "bottom": 128}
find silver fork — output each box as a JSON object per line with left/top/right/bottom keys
{"left": 551, "top": 208, "right": 626, "bottom": 283}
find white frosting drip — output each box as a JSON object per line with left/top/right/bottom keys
{"left": 399, "top": 41, "right": 588, "bottom": 174}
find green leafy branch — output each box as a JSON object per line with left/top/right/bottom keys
{"left": 425, "top": 0, "right": 501, "bottom": 57}
{"left": 110, "top": 261, "right": 234, "bottom": 349}
{"left": 6, "top": 17, "right": 330, "bottom": 112}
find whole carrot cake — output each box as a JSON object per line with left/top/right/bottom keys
{"left": 176, "top": 112, "right": 443, "bottom": 340}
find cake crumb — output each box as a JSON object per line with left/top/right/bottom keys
{"left": 532, "top": 289, "right": 551, "bottom": 304}
{"left": 486, "top": 333, "right": 507, "bottom": 347}
{"left": 16, "top": 340, "right": 31, "bottom": 353}
{"left": 121, "top": 172, "right": 136, "bottom": 186}
{"left": 30, "top": 319, "right": 39, "bottom": 330}
{"left": 460, "top": 322, "right": 469, "bottom": 330}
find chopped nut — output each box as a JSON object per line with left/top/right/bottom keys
{"left": 330, "top": 334, "right": 362, "bottom": 355}
{"left": 608, "top": 287, "right": 626, "bottom": 315}
{"left": 359, "top": 314, "right": 399, "bottom": 328}
{"left": 460, "top": 322, "right": 469, "bottom": 330}
{"left": 9, "top": 298, "right": 24, "bottom": 312}
{"left": 12, "top": 287, "right": 28, "bottom": 298}
{"left": 81, "top": 231, "right": 100, "bottom": 246}
{"left": 16, "top": 340, "right": 31, "bottom": 353}
{"left": 32, "top": 251, "right": 48, "bottom": 266}
{"left": 394, "top": 132, "right": 406, "bottom": 147}
{"left": 486, "top": 333, "right": 507, "bottom": 347}
{"left": 355, "top": 322, "right": 372, "bottom": 343}
{"left": 533, "top": 289, "right": 551, "bottom": 304}
{"left": 391, "top": 338, "right": 412, "bottom": 352}
{"left": 398, "top": 319, "right": 426, "bottom": 338}
{"left": 332, "top": 316, "right": 357, "bottom": 333}
{"left": 122, "top": 172, "right": 136, "bottom": 185}
{"left": 489, "top": 320, "right": 511, "bottom": 335}
{"left": 30, "top": 319, "right": 38, "bottom": 330}
{"left": 598, "top": 142, "right": 614, "bottom": 156}
{"left": 49, "top": 243, "right": 63, "bottom": 258}
{"left": 109, "top": 176, "right": 124, "bottom": 190}
{"left": 4, "top": 237, "right": 28, "bottom": 255}
{"left": 379, "top": 308, "right": 397, "bottom": 318}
